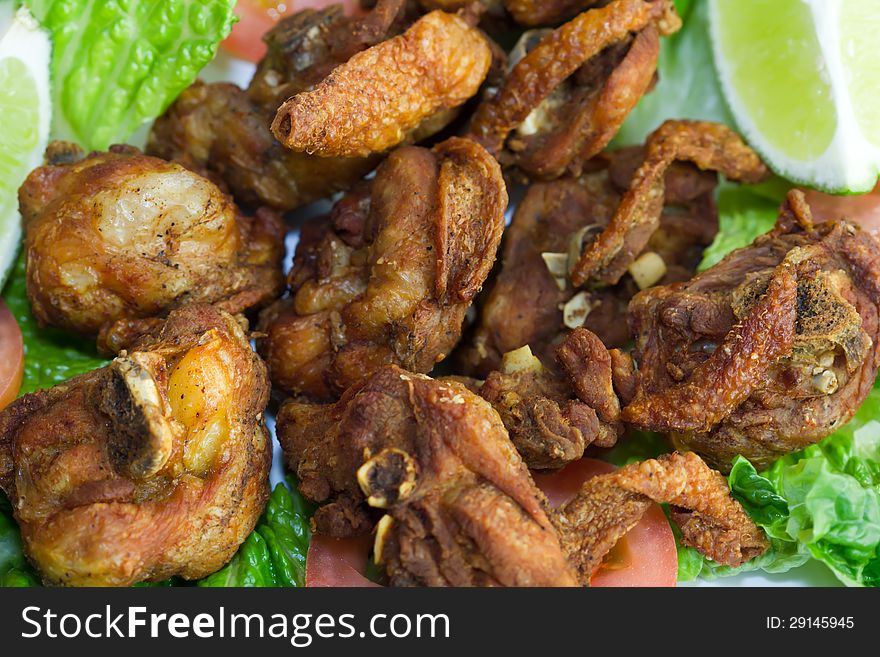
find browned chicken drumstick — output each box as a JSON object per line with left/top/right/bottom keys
{"left": 622, "top": 190, "right": 880, "bottom": 470}
{"left": 258, "top": 137, "right": 507, "bottom": 400}
{"left": 0, "top": 305, "right": 272, "bottom": 586}
{"left": 466, "top": 0, "right": 681, "bottom": 180}
{"left": 19, "top": 143, "right": 284, "bottom": 348}
{"left": 276, "top": 366, "right": 765, "bottom": 586}
{"left": 459, "top": 120, "right": 750, "bottom": 377}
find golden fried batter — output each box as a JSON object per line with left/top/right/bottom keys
{"left": 19, "top": 144, "right": 284, "bottom": 341}
{"left": 0, "top": 305, "right": 272, "bottom": 586}
{"left": 149, "top": 1, "right": 410, "bottom": 210}
{"left": 570, "top": 120, "right": 769, "bottom": 287}
{"left": 259, "top": 137, "right": 507, "bottom": 400}
{"left": 276, "top": 365, "right": 578, "bottom": 586}
{"left": 554, "top": 452, "right": 767, "bottom": 582}
{"left": 272, "top": 11, "right": 492, "bottom": 158}
{"left": 623, "top": 191, "right": 880, "bottom": 470}
{"left": 466, "top": 0, "right": 680, "bottom": 179}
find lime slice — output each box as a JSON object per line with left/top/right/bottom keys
{"left": 0, "top": 7, "right": 51, "bottom": 288}
{"left": 709, "top": 0, "right": 880, "bottom": 193}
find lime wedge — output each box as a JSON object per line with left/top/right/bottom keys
{"left": 0, "top": 7, "right": 51, "bottom": 288}
{"left": 709, "top": 0, "right": 880, "bottom": 192}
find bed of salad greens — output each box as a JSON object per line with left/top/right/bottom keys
{"left": 1, "top": 0, "right": 878, "bottom": 587}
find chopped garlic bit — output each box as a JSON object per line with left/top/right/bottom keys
{"left": 562, "top": 291, "right": 596, "bottom": 329}
{"left": 541, "top": 252, "right": 569, "bottom": 290}
{"left": 501, "top": 345, "right": 544, "bottom": 374}
{"left": 812, "top": 368, "right": 839, "bottom": 395}
{"left": 628, "top": 251, "right": 667, "bottom": 290}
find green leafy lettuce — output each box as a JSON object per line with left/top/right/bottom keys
{"left": 1, "top": 494, "right": 40, "bottom": 587}
{"left": 680, "top": 387, "right": 880, "bottom": 586}
{"left": 25, "top": 0, "right": 237, "bottom": 150}
{"left": 1, "top": 253, "right": 109, "bottom": 394}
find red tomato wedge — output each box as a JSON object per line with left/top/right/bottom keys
{"left": 804, "top": 182, "right": 880, "bottom": 235}
{"left": 223, "top": 1, "right": 363, "bottom": 62}
{"left": 305, "top": 534, "right": 379, "bottom": 587}
{"left": 0, "top": 300, "right": 24, "bottom": 410}
{"left": 533, "top": 458, "right": 678, "bottom": 587}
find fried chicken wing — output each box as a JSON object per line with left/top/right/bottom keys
{"left": 149, "top": 1, "right": 411, "bottom": 210}
{"left": 466, "top": 0, "right": 680, "bottom": 180}
{"left": 480, "top": 329, "right": 622, "bottom": 470}
{"left": 459, "top": 140, "right": 719, "bottom": 376}
{"left": 554, "top": 452, "right": 768, "bottom": 582}
{"left": 622, "top": 191, "right": 880, "bottom": 470}
{"left": 273, "top": 10, "right": 492, "bottom": 158}
{"left": 259, "top": 137, "right": 507, "bottom": 399}
{"left": 19, "top": 144, "right": 284, "bottom": 342}
{"left": 276, "top": 365, "right": 578, "bottom": 586}
{"left": 570, "top": 120, "right": 769, "bottom": 287}
{"left": 0, "top": 305, "right": 272, "bottom": 586}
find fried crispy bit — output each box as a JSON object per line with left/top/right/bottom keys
{"left": 503, "top": 0, "right": 603, "bottom": 26}
{"left": 458, "top": 145, "right": 719, "bottom": 376}
{"left": 466, "top": 0, "right": 679, "bottom": 180}
{"left": 19, "top": 144, "right": 284, "bottom": 342}
{"left": 276, "top": 366, "right": 578, "bottom": 586}
{"left": 570, "top": 120, "right": 769, "bottom": 287}
{"left": 554, "top": 452, "right": 767, "bottom": 582}
{"left": 259, "top": 137, "right": 507, "bottom": 400}
{"left": 481, "top": 329, "right": 622, "bottom": 470}
{"left": 622, "top": 191, "right": 880, "bottom": 470}
{"left": 148, "top": 1, "right": 415, "bottom": 210}
{"left": 273, "top": 11, "right": 492, "bottom": 158}
{"left": 0, "top": 306, "right": 272, "bottom": 586}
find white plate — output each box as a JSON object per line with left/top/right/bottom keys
{"left": 197, "top": 51, "right": 842, "bottom": 589}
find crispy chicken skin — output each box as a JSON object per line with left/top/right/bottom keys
{"left": 571, "top": 120, "right": 769, "bottom": 287}
{"left": 480, "top": 329, "right": 622, "bottom": 470}
{"left": 277, "top": 365, "right": 579, "bottom": 586}
{"left": 0, "top": 305, "right": 272, "bottom": 586}
{"left": 259, "top": 137, "right": 507, "bottom": 400}
{"left": 466, "top": 0, "right": 680, "bottom": 180}
{"left": 19, "top": 143, "right": 284, "bottom": 341}
{"left": 554, "top": 452, "right": 768, "bottom": 581}
{"left": 623, "top": 191, "right": 880, "bottom": 470}
{"left": 503, "top": 0, "right": 603, "bottom": 26}
{"left": 148, "top": 1, "right": 410, "bottom": 210}
{"left": 459, "top": 137, "right": 720, "bottom": 376}
{"left": 277, "top": 366, "right": 764, "bottom": 585}
{"left": 272, "top": 10, "right": 492, "bottom": 158}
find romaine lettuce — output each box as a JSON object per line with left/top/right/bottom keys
{"left": 24, "top": 0, "right": 237, "bottom": 150}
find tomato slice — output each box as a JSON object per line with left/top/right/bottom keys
{"left": 534, "top": 458, "right": 678, "bottom": 587}
{"left": 222, "top": 1, "right": 363, "bottom": 62}
{"left": 305, "top": 534, "right": 379, "bottom": 587}
{"left": 804, "top": 182, "right": 880, "bottom": 235}
{"left": 0, "top": 300, "right": 24, "bottom": 410}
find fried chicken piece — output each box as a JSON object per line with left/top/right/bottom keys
{"left": 480, "top": 329, "right": 622, "bottom": 470}
{"left": 459, "top": 142, "right": 719, "bottom": 376}
{"left": 276, "top": 365, "right": 578, "bottom": 586}
{"left": 622, "top": 191, "right": 880, "bottom": 470}
{"left": 466, "top": 0, "right": 680, "bottom": 180}
{"left": 259, "top": 137, "right": 507, "bottom": 400}
{"left": 554, "top": 452, "right": 768, "bottom": 582}
{"left": 570, "top": 120, "right": 769, "bottom": 287}
{"left": 503, "top": 0, "right": 602, "bottom": 26}
{"left": 0, "top": 305, "right": 272, "bottom": 586}
{"left": 19, "top": 143, "right": 284, "bottom": 342}
{"left": 148, "top": 1, "right": 412, "bottom": 210}
{"left": 273, "top": 10, "right": 492, "bottom": 158}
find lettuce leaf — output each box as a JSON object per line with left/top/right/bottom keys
{"left": 0, "top": 493, "right": 40, "bottom": 587}
{"left": 198, "top": 481, "right": 313, "bottom": 588}
{"left": 25, "top": 0, "right": 236, "bottom": 150}
{"left": 1, "top": 253, "right": 109, "bottom": 395}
